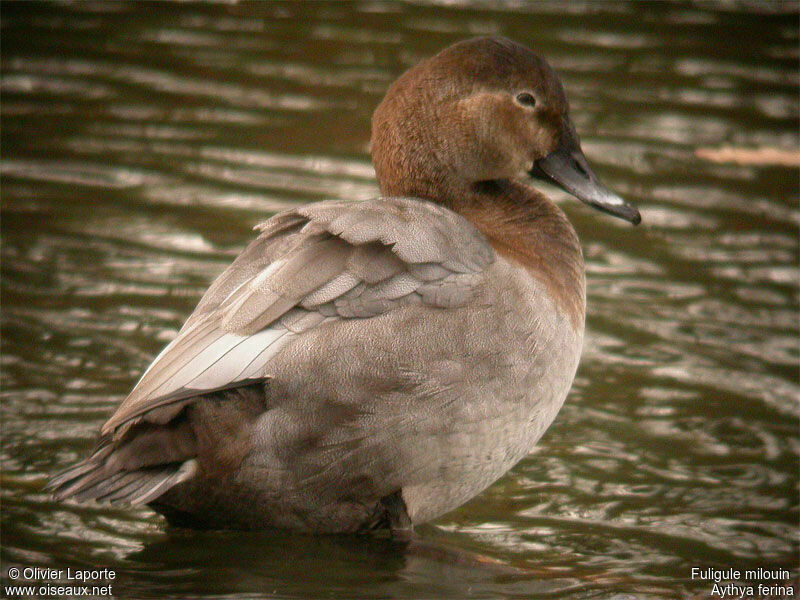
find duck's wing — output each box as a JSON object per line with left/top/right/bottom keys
{"left": 101, "top": 197, "right": 495, "bottom": 436}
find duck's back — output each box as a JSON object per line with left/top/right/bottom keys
{"left": 50, "top": 196, "right": 583, "bottom": 531}
{"left": 47, "top": 35, "right": 641, "bottom": 533}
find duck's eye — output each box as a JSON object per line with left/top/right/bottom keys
{"left": 515, "top": 92, "right": 537, "bottom": 108}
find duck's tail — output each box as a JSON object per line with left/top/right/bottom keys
{"left": 47, "top": 444, "right": 198, "bottom": 505}
{"left": 46, "top": 384, "right": 267, "bottom": 507}
{"left": 46, "top": 411, "right": 200, "bottom": 506}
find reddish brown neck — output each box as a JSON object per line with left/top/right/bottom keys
{"left": 386, "top": 176, "right": 586, "bottom": 330}
{"left": 457, "top": 180, "right": 585, "bottom": 330}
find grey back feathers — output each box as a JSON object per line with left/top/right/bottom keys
{"left": 102, "top": 197, "right": 495, "bottom": 435}
{"left": 47, "top": 36, "right": 611, "bottom": 527}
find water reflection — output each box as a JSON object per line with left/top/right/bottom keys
{"left": 2, "top": 1, "right": 797, "bottom": 598}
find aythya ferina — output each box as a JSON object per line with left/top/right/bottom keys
{"left": 50, "top": 37, "right": 640, "bottom": 532}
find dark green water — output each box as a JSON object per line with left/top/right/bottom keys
{"left": 1, "top": 2, "right": 798, "bottom": 598}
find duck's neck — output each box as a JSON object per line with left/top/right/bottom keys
{"left": 436, "top": 179, "right": 586, "bottom": 330}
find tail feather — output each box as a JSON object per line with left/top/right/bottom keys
{"left": 46, "top": 445, "right": 113, "bottom": 496}
{"left": 48, "top": 449, "right": 198, "bottom": 506}
{"left": 124, "top": 461, "right": 198, "bottom": 505}
{"left": 97, "top": 471, "right": 166, "bottom": 504}
{"left": 48, "top": 384, "right": 266, "bottom": 509}
{"left": 70, "top": 470, "right": 131, "bottom": 503}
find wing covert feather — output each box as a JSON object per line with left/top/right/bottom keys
{"left": 103, "top": 197, "right": 494, "bottom": 434}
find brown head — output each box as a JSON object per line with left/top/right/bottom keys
{"left": 371, "top": 37, "right": 640, "bottom": 225}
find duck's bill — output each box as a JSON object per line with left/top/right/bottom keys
{"left": 530, "top": 127, "right": 641, "bottom": 225}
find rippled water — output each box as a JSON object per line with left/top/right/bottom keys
{"left": 2, "top": 2, "right": 798, "bottom": 599}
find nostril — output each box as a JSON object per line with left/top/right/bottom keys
{"left": 572, "top": 155, "right": 590, "bottom": 179}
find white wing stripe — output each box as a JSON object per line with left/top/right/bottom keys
{"left": 133, "top": 318, "right": 220, "bottom": 396}
{"left": 103, "top": 197, "right": 496, "bottom": 432}
{"left": 138, "top": 335, "right": 180, "bottom": 381}
{"left": 148, "top": 331, "right": 246, "bottom": 398}
{"left": 187, "top": 327, "right": 289, "bottom": 390}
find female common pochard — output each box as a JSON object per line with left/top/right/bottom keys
{"left": 50, "top": 37, "right": 640, "bottom": 532}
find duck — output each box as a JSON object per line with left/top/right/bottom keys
{"left": 48, "top": 36, "right": 640, "bottom": 533}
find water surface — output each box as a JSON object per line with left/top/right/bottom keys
{"left": 2, "top": 2, "right": 798, "bottom": 598}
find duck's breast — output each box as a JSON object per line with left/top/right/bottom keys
{"left": 235, "top": 252, "right": 585, "bottom": 527}
{"left": 398, "top": 255, "right": 585, "bottom": 523}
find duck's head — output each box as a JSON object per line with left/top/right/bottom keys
{"left": 371, "top": 37, "right": 640, "bottom": 225}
